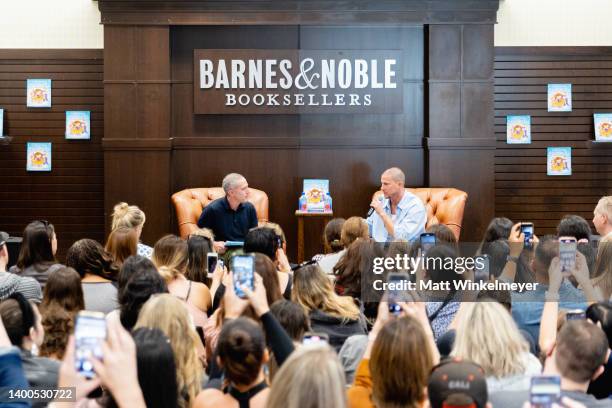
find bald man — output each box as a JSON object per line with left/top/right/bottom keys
{"left": 366, "top": 167, "right": 426, "bottom": 242}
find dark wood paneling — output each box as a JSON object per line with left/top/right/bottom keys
{"left": 103, "top": 26, "right": 172, "bottom": 245}
{"left": 0, "top": 50, "right": 105, "bottom": 258}
{"left": 494, "top": 47, "right": 612, "bottom": 236}
{"left": 98, "top": 0, "right": 500, "bottom": 25}
{"left": 171, "top": 25, "right": 425, "bottom": 259}
{"left": 427, "top": 24, "right": 496, "bottom": 242}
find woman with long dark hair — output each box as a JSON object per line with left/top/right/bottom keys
{"left": 9, "top": 220, "right": 62, "bottom": 288}
{"left": 65, "top": 239, "right": 119, "bottom": 314}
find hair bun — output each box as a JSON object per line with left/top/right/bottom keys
{"left": 113, "top": 202, "right": 129, "bottom": 215}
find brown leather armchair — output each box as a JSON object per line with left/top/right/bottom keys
{"left": 172, "top": 188, "right": 269, "bottom": 239}
{"left": 372, "top": 188, "right": 468, "bottom": 240}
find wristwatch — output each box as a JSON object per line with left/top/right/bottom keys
{"left": 506, "top": 255, "right": 519, "bottom": 263}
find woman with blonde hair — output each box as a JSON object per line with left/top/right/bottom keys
{"left": 111, "top": 201, "right": 153, "bottom": 258}
{"left": 292, "top": 264, "right": 366, "bottom": 351}
{"left": 451, "top": 301, "right": 541, "bottom": 392}
{"left": 134, "top": 294, "right": 203, "bottom": 408}
{"left": 104, "top": 226, "right": 138, "bottom": 268}
{"left": 267, "top": 344, "right": 347, "bottom": 408}
{"left": 152, "top": 235, "right": 211, "bottom": 327}
{"left": 341, "top": 217, "right": 369, "bottom": 247}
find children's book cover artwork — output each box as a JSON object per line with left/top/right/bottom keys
{"left": 27, "top": 142, "right": 52, "bottom": 172}
{"left": 27, "top": 79, "right": 52, "bottom": 108}
{"left": 547, "top": 147, "right": 572, "bottom": 176}
{"left": 66, "top": 111, "right": 91, "bottom": 140}
{"left": 547, "top": 83, "right": 572, "bottom": 112}
{"left": 506, "top": 115, "right": 531, "bottom": 144}
{"left": 594, "top": 113, "right": 612, "bottom": 142}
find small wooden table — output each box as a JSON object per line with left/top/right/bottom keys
{"left": 295, "top": 210, "right": 334, "bottom": 263}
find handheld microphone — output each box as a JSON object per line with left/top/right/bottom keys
{"left": 367, "top": 196, "right": 384, "bottom": 217}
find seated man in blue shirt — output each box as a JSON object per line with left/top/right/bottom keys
{"left": 366, "top": 167, "right": 426, "bottom": 243}
{"left": 197, "top": 173, "right": 258, "bottom": 253}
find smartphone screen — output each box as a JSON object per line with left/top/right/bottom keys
{"left": 474, "top": 254, "right": 490, "bottom": 283}
{"left": 74, "top": 311, "right": 106, "bottom": 378}
{"left": 387, "top": 273, "right": 409, "bottom": 315}
{"left": 231, "top": 255, "right": 255, "bottom": 298}
{"left": 420, "top": 233, "right": 436, "bottom": 256}
{"left": 521, "top": 223, "right": 534, "bottom": 249}
{"left": 303, "top": 332, "right": 329, "bottom": 345}
{"left": 559, "top": 237, "right": 577, "bottom": 275}
{"left": 207, "top": 252, "right": 218, "bottom": 274}
{"left": 530, "top": 376, "right": 561, "bottom": 408}
{"left": 566, "top": 310, "right": 586, "bottom": 320}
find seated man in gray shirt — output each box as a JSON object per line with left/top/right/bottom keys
{"left": 0, "top": 231, "right": 42, "bottom": 303}
{"left": 490, "top": 320, "right": 610, "bottom": 408}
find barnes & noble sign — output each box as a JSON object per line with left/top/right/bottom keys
{"left": 194, "top": 49, "right": 403, "bottom": 114}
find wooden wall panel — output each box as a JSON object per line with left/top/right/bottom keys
{"left": 494, "top": 47, "right": 612, "bottom": 235}
{"left": 170, "top": 25, "right": 424, "bottom": 259}
{"left": 0, "top": 50, "right": 104, "bottom": 258}
{"left": 428, "top": 24, "right": 496, "bottom": 242}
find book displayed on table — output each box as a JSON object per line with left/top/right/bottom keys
{"left": 299, "top": 179, "right": 332, "bottom": 213}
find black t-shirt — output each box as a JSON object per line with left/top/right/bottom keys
{"left": 197, "top": 197, "right": 258, "bottom": 242}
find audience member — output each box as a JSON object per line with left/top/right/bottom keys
{"left": 0, "top": 294, "right": 60, "bottom": 402}
{"left": 0, "top": 231, "right": 42, "bottom": 302}
{"left": 451, "top": 302, "right": 541, "bottom": 392}
{"left": 334, "top": 238, "right": 385, "bottom": 301}
{"left": 186, "top": 231, "right": 215, "bottom": 285}
{"left": 198, "top": 273, "right": 294, "bottom": 404}
{"left": 134, "top": 294, "right": 203, "bottom": 408}
{"left": 267, "top": 344, "right": 347, "bottom": 408}
{"left": 293, "top": 264, "right": 366, "bottom": 351}
{"left": 205, "top": 254, "right": 283, "bottom": 358}
{"left": 421, "top": 245, "right": 463, "bottom": 340}
{"left": 39, "top": 267, "right": 83, "bottom": 359}
{"left": 593, "top": 196, "right": 612, "bottom": 242}
{"left": 347, "top": 300, "right": 439, "bottom": 408}
{"left": 259, "top": 221, "right": 291, "bottom": 259}
{"left": 244, "top": 227, "right": 292, "bottom": 294}
{"left": 111, "top": 201, "right": 152, "bottom": 258}
{"left": 104, "top": 226, "right": 138, "bottom": 268}
{"left": 428, "top": 359, "right": 491, "bottom": 408}
{"left": 116, "top": 256, "right": 167, "bottom": 331}
{"left": 323, "top": 218, "right": 346, "bottom": 254}
{"left": 129, "top": 328, "right": 179, "bottom": 408}
{"left": 0, "top": 308, "right": 31, "bottom": 408}
{"left": 319, "top": 216, "right": 370, "bottom": 275}
{"left": 511, "top": 236, "right": 588, "bottom": 343}
{"left": 478, "top": 217, "right": 513, "bottom": 254}
{"left": 152, "top": 234, "right": 211, "bottom": 326}
{"left": 65, "top": 239, "right": 119, "bottom": 314}
{"left": 195, "top": 318, "right": 270, "bottom": 408}
{"left": 269, "top": 299, "right": 310, "bottom": 342}
{"left": 557, "top": 214, "right": 593, "bottom": 242}
{"left": 56, "top": 317, "right": 147, "bottom": 407}
{"left": 426, "top": 223, "right": 459, "bottom": 249}
{"left": 585, "top": 302, "right": 612, "bottom": 399}
{"left": 491, "top": 320, "right": 610, "bottom": 408}
{"left": 9, "top": 221, "right": 62, "bottom": 288}
{"left": 314, "top": 217, "right": 346, "bottom": 273}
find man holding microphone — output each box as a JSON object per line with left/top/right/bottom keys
{"left": 366, "top": 167, "right": 427, "bottom": 243}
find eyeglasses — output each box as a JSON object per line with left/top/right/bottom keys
{"left": 291, "top": 259, "right": 316, "bottom": 272}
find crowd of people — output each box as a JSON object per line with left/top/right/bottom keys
{"left": 1, "top": 177, "right": 612, "bottom": 407}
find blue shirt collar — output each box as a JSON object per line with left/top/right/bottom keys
{"left": 383, "top": 191, "right": 411, "bottom": 212}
